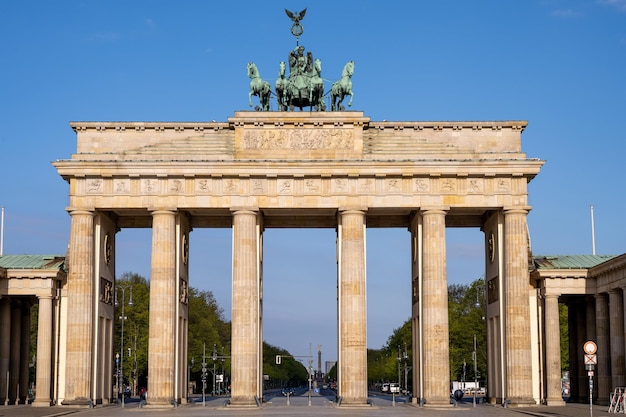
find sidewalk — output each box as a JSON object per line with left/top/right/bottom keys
{"left": 0, "top": 401, "right": 609, "bottom": 417}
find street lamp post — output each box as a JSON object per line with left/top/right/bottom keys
{"left": 115, "top": 284, "right": 133, "bottom": 407}
{"left": 202, "top": 344, "right": 207, "bottom": 406}
{"left": 212, "top": 344, "right": 217, "bottom": 396}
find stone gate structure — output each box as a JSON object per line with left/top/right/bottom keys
{"left": 50, "top": 111, "right": 545, "bottom": 407}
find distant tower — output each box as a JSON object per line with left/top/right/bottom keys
{"left": 317, "top": 345, "right": 322, "bottom": 375}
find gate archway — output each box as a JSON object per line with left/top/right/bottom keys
{"left": 53, "top": 111, "right": 544, "bottom": 407}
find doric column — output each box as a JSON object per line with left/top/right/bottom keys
{"left": 0, "top": 298, "right": 9, "bottom": 405}
{"left": 584, "top": 297, "right": 597, "bottom": 401}
{"left": 503, "top": 208, "right": 534, "bottom": 405}
{"left": 62, "top": 209, "right": 95, "bottom": 405}
{"left": 337, "top": 209, "right": 368, "bottom": 405}
{"left": 19, "top": 301, "right": 30, "bottom": 404}
{"left": 609, "top": 289, "right": 625, "bottom": 388}
{"left": 230, "top": 209, "right": 261, "bottom": 407}
{"left": 566, "top": 299, "right": 580, "bottom": 402}
{"left": 544, "top": 294, "right": 564, "bottom": 405}
{"left": 595, "top": 293, "right": 610, "bottom": 405}
{"left": 33, "top": 296, "right": 54, "bottom": 407}
{"left": 8, "top": 300, "right": 21, "bottom": 404}
{"left": 421, "top": 208, "right": 450, "bottom": 407}
{"left": 147, "top": 210, "right": 177, "bottom": 406}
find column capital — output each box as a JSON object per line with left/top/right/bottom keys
{"left": 338, "top": 208, "right": 367, "bottom": 215}
{"left": 66, "top": 208, "right": 94, "bottom": 216}
{"left": 149, "top": 208, "right": 177, "bottom": 215}
{"left": 230, "top": 207, "right": 259, "bottom": 215}
{"left": 503, "top": 206, "right": 531, "bottom": 215}
{"left": 419, "top": 207, "right": 449, "bottom": 215}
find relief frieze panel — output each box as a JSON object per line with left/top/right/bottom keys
{"left": 141, "top": 178, "right": 159, "bottom": 194}
{"left": 414, "top": 178, "right": 430, "bottom": 194}
{"left": 358, "top": 178, "right": 375, "bottom": 194}
{"left": 440, "top": 178, "right": 457, "bottom": 193}
{"left": 243, "top": 128, "right": 353, "bottom": 150}
{"left": 113, "top": 179, "right": 130, "bottom": 194}
{"left": 278, "top": 179, "right": 294, "bottom": 194}
{"left": 169, "top": 179, "right": 184, "bottom": 193}
{"left": 468, "top": 178, "right": 484, "bottom": 194}
{"left": 86, "top": 178, "right": 103, "bottom": 194}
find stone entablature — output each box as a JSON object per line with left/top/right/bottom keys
{"left": 56, "top": 112, "right": 542, "bottom": 229}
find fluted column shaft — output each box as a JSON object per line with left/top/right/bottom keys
{"left": 63, "top": 210, "right": 94, "bottom": 405}
{"left": 0, "top": 298, "right": 9, "bottom": 404}
{"left": 544, "top": 295, "right": 564, "bottom": 405}
{"left": 421, "top": 209, "right": 450, "bottom": 406}
{"left": 583, "top": 297, "right": 597, "bottom": 401}
{"left": 566, "top": 300, "right": 580, "bottom": 402}
{"left": 338, "top": 209, "right": 367, "bottom": 405}
{"left": 595, "top": 293, "right": 610, "bottom": 405}
{"left": 8, "top": 301, "right": 21, "bottom": 404}
{"left": 609, "top": 289, "right": 625, "bottom": 388}
{"left": 33, "top": 296, "right": 54, "bottom": 407}
{"left": 147, "top": 210, "right": 177, "bottom": 405}
{"left": 503, "top": 208, "right": 534, "bottom": 405}
{"left": 19, "top": 302, "right": 30, "bottom": 404}
{"left": 230, "top": 209, "right": 261, "bottom": 406}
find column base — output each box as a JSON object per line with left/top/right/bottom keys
{"left": 504, "top": 397, "right": 537, "bottom": 407}
{"left": 60, "top": 397, "right": 93, "bottom": 407}
{"left": 143, "top": 397, "right": 178, "bottom": 408}
{"left": 31, "top": 399, "right": 52, "bottom": 407}
{"left": 228, "top": 396, "right": 260, "bottom": 407}
{"left": 546, "top": 397, "right": 566, "bottom": 406}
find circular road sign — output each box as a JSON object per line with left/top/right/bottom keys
{"left": 583, "top": 341, "right": 597, "bottom": 355}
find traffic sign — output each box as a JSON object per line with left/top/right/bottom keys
{"left": 584, "top": 354, "right": 597, "bottom": 365}
{"left": 583, "top": 341, "right": 597, "bottom": 355}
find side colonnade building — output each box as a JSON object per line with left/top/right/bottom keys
{"left": 0, "top": 111, "right": 622, "bottom": 408}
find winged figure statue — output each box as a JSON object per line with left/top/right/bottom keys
{"left": 285, "top": 8, "right": 307, "bottom": 24}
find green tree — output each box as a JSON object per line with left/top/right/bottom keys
{"left": 448, "top": 279, "right": 486, "bottom": 384}
{"left": 114, "top": 272, "right": 150, "bottom": 391}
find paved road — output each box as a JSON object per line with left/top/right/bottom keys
{"left": 0, "top": 396, "right": 607, "bottom": 417}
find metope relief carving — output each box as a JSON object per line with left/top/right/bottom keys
{"left": 332, "top": 178, "right": 348, "bottom": 194}
{"left": 169, "top": 179, "right": 184, "bottom": 193}
{"left": 242, "top": 128, "right": 353, "bottom": 150}
{"left": 86, "top": 178, "right": 103, "bottom": 194}
{"left": 496, "top": 178, "right": 511, "bottom": 193}
{"left": 251, "top": 179, "right": 265, "bottom": 194}
{"left": 358, "top": 178, "right": 374, "bottom": 194}
{"left": 224, "top": 179, "right": 239, "bottom": 194}
{"left": 414, "top": 178, "right": 429, "bottom": 193}
{"left": 441, "top": 178, "right": 457, "bottom": 193}
{"left": 386, "top": 178, "right": 401, "bottom": 193}
{"left": 468, "top": 178, "right": 484, "bottom": 194}
{"left": 141, "top": 179, "right": 159, "bottom": 194}
{"left": 113, "top": 179, "right": 130, "bottom": 194}
{"left": 195, "top": 178, "right": 212, "bottom": 193}
{"left": 304, "top": 178, "right": 321, "bottom": 193}
{"left": 278, "top": 179, "right": 293, "bottom": 194}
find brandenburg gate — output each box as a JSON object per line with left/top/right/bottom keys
{"left": 53, "top": 111, "right": 544, "bottom": 407}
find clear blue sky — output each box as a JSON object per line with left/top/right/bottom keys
{"left": 1, "top": 1, "right": 625, "bottom": 361}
